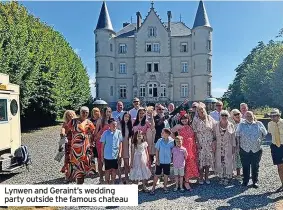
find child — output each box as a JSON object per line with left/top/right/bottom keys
{"left": 129, "top": 131, "right": 151, "bottom": 191}
{"left": 150, "top": 128, "right": 175, "bottom": 195}
{"left": 172, "top": 136, "right": 188, "bottom": 192}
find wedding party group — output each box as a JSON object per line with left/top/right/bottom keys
{"left": 57, "top": 98, "right": 283, "bottom": 195}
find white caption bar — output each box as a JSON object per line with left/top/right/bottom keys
{"left": 0, "top": 185, "right": 138, "bottom": 206}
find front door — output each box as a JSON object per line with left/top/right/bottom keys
{"left": 9, "top": 94, "right": 21, "bottom": 154}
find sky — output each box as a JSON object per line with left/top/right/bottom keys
{"left": 20, "top": 1, "right": 283, "bottom": 98}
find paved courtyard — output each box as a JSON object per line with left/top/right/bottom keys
{"left": 0, "top": 125, "right": 283, "bottom": 210}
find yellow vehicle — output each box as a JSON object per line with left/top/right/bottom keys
{"left": 0, "top": 73, "right": 23, "bottom": 172}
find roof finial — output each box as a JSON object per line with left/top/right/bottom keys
{"left": 151, "top": 1, "right": 154, "bottom": 9}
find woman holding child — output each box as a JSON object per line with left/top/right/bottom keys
{"left": 171, "top": 113, "right": 199, "bottom": 190}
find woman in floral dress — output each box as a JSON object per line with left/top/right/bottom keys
{"left": 94, "top": 106, "right": 112, "bottom": 183}
{"left": 192, "top": 103, "right": 216, "bottom": 184}
{"left": 60, "top": 110, "right": 77, "bottom": 183}
{"left": 66, "top": 106, "right": 95, "bottom": 184}
{"left": 230, "top": 109, "right": 243, "bottom": 179}
{"left": 171, "top": 114, "right": 199, "bottom": 190}
{"left": 213, "top": 110, "right": 236, "bottom": 185}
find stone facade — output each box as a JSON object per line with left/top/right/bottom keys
{"left": 94, "top": 1, "right": 212, "bottom": 108}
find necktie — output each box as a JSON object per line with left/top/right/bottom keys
{"left": 274, "top": 123, "right": 281, "bottom": 147}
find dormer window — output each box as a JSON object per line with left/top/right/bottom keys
{"left": 119, "top": 44, "right": 127, "bottom": 54}
{"left": 148, "top": 27, "right": 156, "bottom": 37}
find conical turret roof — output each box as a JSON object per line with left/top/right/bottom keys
{"left": 193, "top": 0, "right": 211, "bottom": 28}
{"left": 96, "top": 1, "right": 114, "bottom": 31}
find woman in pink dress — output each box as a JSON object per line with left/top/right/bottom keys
{"left": 94, "top": 106, "right": 112, "bottom": 183}
{"left": 171, "top": 113, "right": 199, "bottom": 190}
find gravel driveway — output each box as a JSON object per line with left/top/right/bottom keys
{"left": 1, "top": 125, "right": 282, "bottom": 210}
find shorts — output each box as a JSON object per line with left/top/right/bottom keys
{"left": 270, "top": 144, "right": 283, "bottom": 165}
{"left": 155, "top": 163, "right": 170, "bottom": 176}
{"left": 104, "top": 159, "right": 118, "bottom": 170}
{"left": 173, "top": 167, "right": 185, "bottom": 176}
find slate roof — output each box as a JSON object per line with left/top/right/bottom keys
{"left": 115, "top": 22, "right": 191, "bottom": 38}
{"left": 96, "top": 1, "right": 114, "bottom": 31}
{"left": 193, "top": 0, "right": 211, "bottom": 28}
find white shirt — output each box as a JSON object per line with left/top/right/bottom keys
{"left": 129, "top": 107, "right": 140, "bottom": 122}
{"left": 112, "top": 110, "right": 125, "bottom": 122}
{"left": 210, "top": 110, "right": 221, "bottom": 122}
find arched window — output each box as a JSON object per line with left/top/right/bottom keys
{"left": 148, "top": 83, "right": 158, "bottom": 97}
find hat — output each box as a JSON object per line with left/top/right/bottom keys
{"left": 133, "top": 97, "right": 140, "bottom": 102}
{"left": 270, "top": 108, "right": 281, "bottom": 116}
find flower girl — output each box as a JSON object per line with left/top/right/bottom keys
{"left": 129, "top": 131, "right": 151, "bottom": 192}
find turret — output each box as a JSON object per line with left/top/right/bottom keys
{"left": 191, "top": 0, "right": 212, "bottom": 101}
{"left": 94, "top": 1, "right": 115, "bottom": 102}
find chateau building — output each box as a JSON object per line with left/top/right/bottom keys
{"left": 94, "top": 1, "right": 212, "bottom": 107}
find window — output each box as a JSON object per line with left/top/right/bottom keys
{"left": 194, "top": 85, "right": 196, "bottom": 95}
{"left": 110, "top": 86, "right": 114, "bottom": 96}
{"left": 154, "top": 63, "right": 159, "bottom": 72}
{"left": 0, "top": 99, "right": 8, "bottom": 122}
{"left": 96, "top": 61, "right": 99, "bottom": 73}
{"left": 181, "top": 62, "right": 188, "bottom": 73}
{"left": 119, "top": 44, "right": 127, "bottom": 54}
{"left": 181, "top": 42, "right": 188, "bottom": 52}
{"left": 140, "top": 84, "right": 145, "bottom": 97}
{"left": 148, "top": 83, "right": 158, "bottom": 97}
{"left": 181, "top": 84, "right": 188, "bottom": 98}
{"left": 119, "top": 63, "right": 126, "bottom": 74}
{"left": 119, "top": 85, "right": 127, "bottom": 99}
{"left": 110, "top": 62, "right": 113, "bottom": 71}
{"left": 147, "top": 63, "right": 152, "bottom": 72}
{"left": 207, "top": 40, "right": 211, "bottom": 50}
{"left": 96, "top": 83, "right": 99, "bottom": 98}
{"left": 153, "top": 43, "right": 160, "bottom": 52}
{"left": 146, "top": 43, "right": 152, "bottom": 52}
{"left": 207, "top": 59, "right": 211, "bottom": 72}
{"left": 95, "top": 42, "right": 98, "bottom": 53}
{"left": 160, "top": 84, "right": 166, "bottom": 97}
{"left": 194, "top": 61, "right": 195, "bottom": 69}
{"left": 207, "top": 82, "right": 211, "bottom": 96}
{"left": 193, "top": 42, "right": 196, "bottom": 50}
{"left": 149, "top": 27, "right": 156, "bottom": 37}
{"left": 110, "top": 43, "right": 113, "bottom": 52}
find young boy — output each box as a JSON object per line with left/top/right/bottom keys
{"left": 100, "top": 118, "right": 123, "bottom": 184}
{"left": 172, "top": 136, "right": 188, "bottom": 192}
{"left": 150, "top": 128, "right": 175, "bottom": 194}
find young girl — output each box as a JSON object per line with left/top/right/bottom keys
{"left": 129, "top": 131, "right": 151, "bottom": 192}
{"left": 118, "top": 112, "right": 133, "bottom": 184}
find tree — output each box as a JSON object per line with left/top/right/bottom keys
{"left": 0, "top": 2, "right": 91, "bottom": 127}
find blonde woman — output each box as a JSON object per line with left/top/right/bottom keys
{"left": 213, "top": 110, "right": 236, "bottom": 185}
{"left": 230, "top": 109, "right": 243, "bottom": 179}
{"left": 145, "top": 106, "right": 156, "bottom": 165}
{"left": 192, "top": 102, "right": 216, "bottom": 184}
{"left": 90, "top": 107, "right": 101, "bottom": 126}
{"left": 60, "top": 110, "right": 77, "bottom": 183}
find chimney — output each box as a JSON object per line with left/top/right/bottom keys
{"left": 167, "top": 11, "right": 172, "bottom": 32}
{"left": 136, "top": 12, "right": 142, "bottom": 30}
{"left": 123, "top": 22, "right": 130, "bottom": 28}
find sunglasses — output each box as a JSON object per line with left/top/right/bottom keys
{"left": 158, "top": 108, "right": 164, "bottom": 111}
{"left": 221, "top": 115, "right": 228, "bottom": 117}
{"left": 133, "top": 101, "right": 139, "bottom": 103}
{"left": 192, "top": 106, "right": 197, "bottom": 108}
{"left": 234, "top": 113, "right": 240, "bottom": 116}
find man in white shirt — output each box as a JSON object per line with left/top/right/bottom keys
{"left": 112, "top": 101, "right": 125, "bottom": 122}
{"left": 210, "top": 101, "right": 223, "bottom": 121}
{"left": 129, "top": 97, "right": 141, "bottom": 122}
